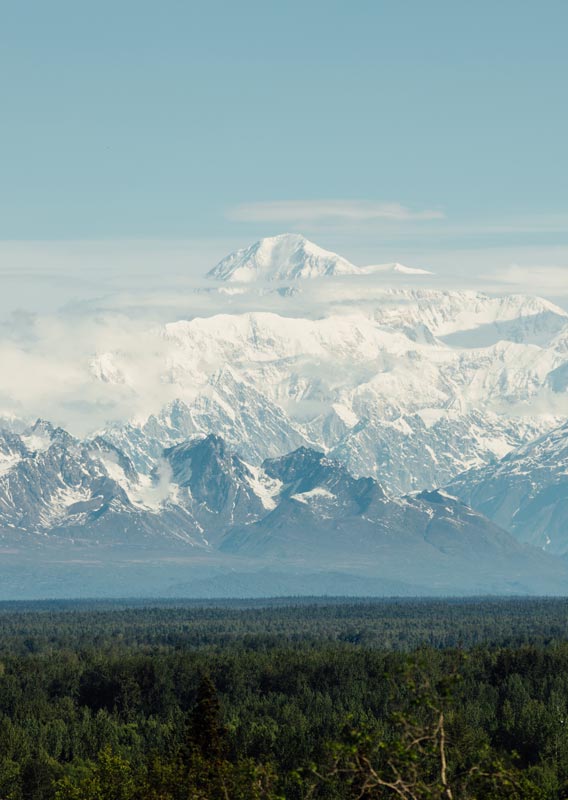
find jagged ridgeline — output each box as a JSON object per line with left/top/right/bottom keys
{"left": 94, "top": 234, "right": 568, "bottom": 497}
{"left": 1, "top": 423, "right": 567, "bottom": 597}
{"left": 1, "top": 234, "right": 568, "bottom": 597}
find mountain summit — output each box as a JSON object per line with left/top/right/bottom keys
{"left": 207, "top": 234, "right": 435, "bottom": 283}
{"left": 207, "top": 233, "right": 360, "bottom": 282}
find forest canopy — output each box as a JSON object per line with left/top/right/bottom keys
{"left": 1, "top": 598, "right": 568, "bottom": 798}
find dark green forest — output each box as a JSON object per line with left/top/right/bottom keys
{"left": 2, "top": 598, "right": 568, "bottom": 798}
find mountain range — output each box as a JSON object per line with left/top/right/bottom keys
{"left": 0, "top": 421, "right": 566, "bottom": 598}
{"left": 94, "top": 290, "right": 566, "bottom": 494}
{"left": 1, "top": 233, "right": 568, "bottom": 597}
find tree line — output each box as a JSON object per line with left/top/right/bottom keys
{"left": 1, "top": 599, "right": 568, "bottom": 798}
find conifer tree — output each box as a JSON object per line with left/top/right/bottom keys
{"left": 189, "top": 674, "right": 226, "bottom": 760}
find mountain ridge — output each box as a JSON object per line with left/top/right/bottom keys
{"left": 2, "top": 235, "right": 568, "bottom": 597}
{"left": 448, "top": 420, "right": 568, "bottom": 554}
{"left": 1, "top": 424, "right": 566, "bottom": 597}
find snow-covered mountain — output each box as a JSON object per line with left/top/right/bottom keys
{"left": 96, "top": 277, "right": 568, "bottom": 494}
{"left": 207, "top": 233, "right": 361, "bottom": 282}
{"left": 2, "top": 234, "right": 568, "bottom": 596}
{"left": 0, "top": 425, "right": 565, "bottom": 597}
{"left": 448, "top": 421, "right": 568, "bottom": 554}
{"left": 14, "top": 236, "right": 564, "bottom": 503}
{"left": 0, "top": 420, "right": 203, "bottom": 547}
{"left": 207, "top": 233, "right": 436, "bottom": 283}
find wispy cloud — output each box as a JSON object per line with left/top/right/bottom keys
{"left": 227, "top": 200, "right": 445, "bottom": 224}
{"left": 488, "top": 264, "right": 568, "bottom": 296}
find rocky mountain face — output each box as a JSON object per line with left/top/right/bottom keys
{"left": 2, "top": 235, "right": 568, "bottom": 597}
{"left": 0, "top": 424, "right": 566, "bottom": 597}
{"left": 0, "top": 420, "right": 202, "bottom": 548}
{"left": 220, "top": 447, "right": 561, "bottom": 595}
{"left": 448, "top": 421, "right": 568, "bottom": 555}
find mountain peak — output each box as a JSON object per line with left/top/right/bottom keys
{"left": 207, "top": 234, "right": 436, "bottom": 283}
{"left": 207, "top": 233, "right": 360, "bottom": 283}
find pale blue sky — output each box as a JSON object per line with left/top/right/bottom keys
{"left": 1, "top": 1, "right": 568, "bottom": 431}
{"left": 0, "top": 0, "right": 567, "bottom": 289}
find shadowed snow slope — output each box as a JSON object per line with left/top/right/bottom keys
{"left": 448, "top": 421, "right": 568, "bottom": 554}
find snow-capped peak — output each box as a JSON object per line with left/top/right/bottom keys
{"left": 207, "top": 234, "right": 437, "bottom": 283}
{"left": 207, "top": 233, "right": 360, "bottom": 282}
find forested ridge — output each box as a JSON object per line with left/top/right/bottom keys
{"left": 2, "top": 598, "right": 568, "bottom": 798}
